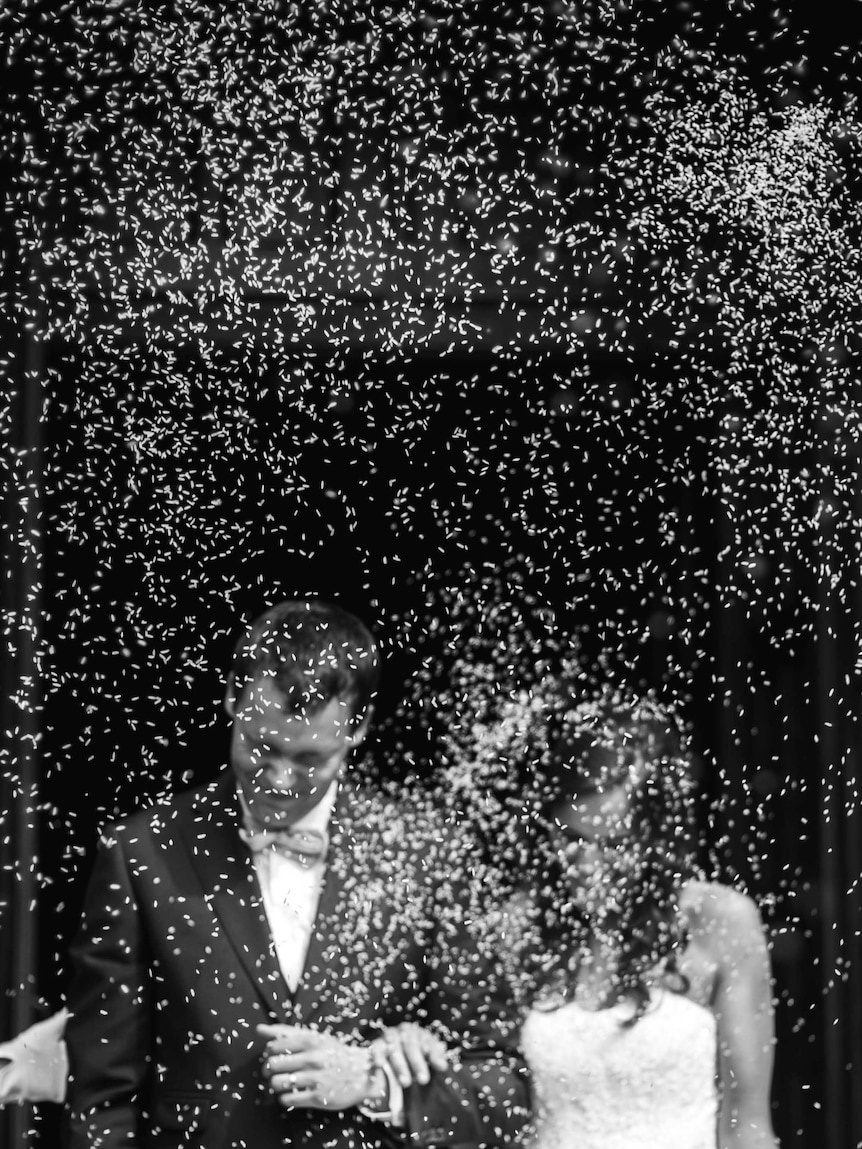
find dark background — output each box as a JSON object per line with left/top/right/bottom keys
{"left": 3, "top": 1, "right": 862, "bottom": 1145}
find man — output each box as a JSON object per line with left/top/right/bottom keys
{"left": 66, "top": 599, "right": 530, "bottom": 1148}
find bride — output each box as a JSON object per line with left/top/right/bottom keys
{"left": 376, "top": 692, "right": 780, "bottom": 1149}
{"left": 515, "top": 696, "right": 778, "bottom": 1149}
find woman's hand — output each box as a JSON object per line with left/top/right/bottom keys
{"left": 369, "top": 1022, "right": 450, "bottom": 1088}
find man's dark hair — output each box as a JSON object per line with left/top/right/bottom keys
{"left": 230, "top": 599, "right": 380, "bottom": 720}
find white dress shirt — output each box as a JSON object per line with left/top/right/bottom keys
{"left": 239, "top": 782, "right": 404, "bottom": 1124}
{"left": 243, "top": 783, "right": 335, "bottom": 994}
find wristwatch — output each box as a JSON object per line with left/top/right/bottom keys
{"left": 359, "top": 1055, "right": 404, "bottom": 1124}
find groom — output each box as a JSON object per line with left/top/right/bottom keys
{"left": 65, "top": 599, "right": 529, "bottom": 1149}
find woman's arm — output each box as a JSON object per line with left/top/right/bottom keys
{"left": 705, "top": 886, "right": 780, "bottom": 1149}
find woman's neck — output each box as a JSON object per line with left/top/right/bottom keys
{"left": 562, "top": 930, "right": 624, "bottom": 1009}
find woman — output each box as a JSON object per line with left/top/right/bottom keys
{"left": 517, "top": 695, "right": 778, "bottom": 1149}
{"left": 376, "top": 692, "right": 779, "bottom": 1149}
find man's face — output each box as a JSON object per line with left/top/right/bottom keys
{"left": 227, "top": 674, "right": 368, "bottom": 826}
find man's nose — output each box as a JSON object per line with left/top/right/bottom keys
{"left": 263, "top": 759, "right": 296, "bottom": 789}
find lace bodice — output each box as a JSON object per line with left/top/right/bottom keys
{"left": 521, "top": 990, "right": 718, "bottom": 1149}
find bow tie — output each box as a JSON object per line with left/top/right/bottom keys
{"left": 239, "top": 825, "right": 329, "bottom": 867}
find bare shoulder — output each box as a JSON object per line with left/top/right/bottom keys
{"left": 680, "top": 879, "right": 767, "bottom": 962}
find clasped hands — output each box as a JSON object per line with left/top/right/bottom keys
{"left": 257, "top": 1021, "right": 449, "bottom": 1111}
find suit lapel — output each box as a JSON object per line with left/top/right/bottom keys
{"left": 177, "top": 774, "right": 293, "bottom": 1020}
{"left": 292, "top": 781, "right": 383, "bottom": 1027}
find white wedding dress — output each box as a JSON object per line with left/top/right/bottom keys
{"left": 521, "top": 989, "right": 719, "bottom": 1149}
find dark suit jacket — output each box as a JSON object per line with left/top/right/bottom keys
{"left": 65, "top": 774, "right": 530, "bottom": 1149}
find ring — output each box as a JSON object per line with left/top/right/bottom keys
{"left": 286, "top": 1073, "right": 296, "bottom": 1089}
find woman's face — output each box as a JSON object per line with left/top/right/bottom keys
{"left": 551, "top": 780, "right": 645, "bottom": 919}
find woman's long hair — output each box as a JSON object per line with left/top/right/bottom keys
{"left": 522, "top": 691, "right": 700, "bottom": 1023}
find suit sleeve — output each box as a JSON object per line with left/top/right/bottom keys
{"left": 65, "top": 831, "right": 153, "bottom": 1149}
{"left": 403, "top": 864, "right": 531, "bottom": 1149}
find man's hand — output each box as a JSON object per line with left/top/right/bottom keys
{"left": 257, "top": 1024, "right": 378, "bottom": 1111}
{"left": 369, "top": 1023, "right": 450, "bottom": 1088}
